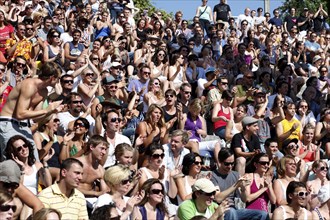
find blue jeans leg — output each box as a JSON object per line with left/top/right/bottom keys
{"left": 236, "top": 209, "right": 269, "bottom": 220}
{"left": 224, "top": 207, "right": 238, "bottom": 220}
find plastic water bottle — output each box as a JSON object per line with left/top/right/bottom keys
{"left": 204, "top": 153, "right": 211, "bottom": 167}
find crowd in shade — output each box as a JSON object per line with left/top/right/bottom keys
{"left": 0, "top": 0, "right": 329, "bottom": 219}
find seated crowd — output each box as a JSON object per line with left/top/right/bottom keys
{"left": 0, "top": 0, "right": 329, "bottom": 219}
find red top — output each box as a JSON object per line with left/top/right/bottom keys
{"left": 214, "top": 104, "right": 231, "bottom": 130}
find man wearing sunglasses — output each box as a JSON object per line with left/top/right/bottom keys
{"left": 178, "top": 178, "right": 231, "bottom": 220}
{"left": 210, "top": 148, "right": 269, "bottom": 220}
{"left": 0, "top": 160, "right": 44, "bottom": 216}
{"left": 76, "top": 135, "right": 110, "bottom": 208}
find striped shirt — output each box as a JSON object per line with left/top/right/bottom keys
{"left": 38, "top": 182, "right": 88, "bottom": 220}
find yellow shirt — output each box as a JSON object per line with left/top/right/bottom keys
{"left": 38, "top": 182, "right": 88, "bottom": 220}
{"left": 280, "top": 118, "right": 301, "bottom": 149}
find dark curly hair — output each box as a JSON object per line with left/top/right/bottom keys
{"left": 182, "top": 152, "right": 202, "bottom": 176}
{"left": 5, "top": 135, "right": 36, "bottom": 166}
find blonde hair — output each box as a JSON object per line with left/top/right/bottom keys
{"left": 189, "top": 98, "right": 203, "bottom": 113}
{"left": 114, "top": 143, "right": 134, "bottom": 160}
{"left": 277, "top": 155, "right": 295, "bottom": 178}
{"left": 104, "top": 164, "right": 131, "bottom": 186}
{"left": 145, "top": 104, "right": 165, "bottom": 128}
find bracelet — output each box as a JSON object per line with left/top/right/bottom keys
{"left": 43, "top": 165, "right": 49, "bottom": 169}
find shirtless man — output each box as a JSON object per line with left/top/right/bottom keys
{"left": 0, "top": 62, "right": 63, "bottom": 160}
{"left": 76, "top": 135, "right": 109, "bottom": 208}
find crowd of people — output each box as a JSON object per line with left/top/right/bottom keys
{"left": 0, "top": 0, "right": 329, "bottom": 219}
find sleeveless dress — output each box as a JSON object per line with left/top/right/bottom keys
{"left": 23, "top": 164, "right": 38, "bottom": 195}
{"left": 40, "top": 133, "right": 61, "bottom": 168}
{"left": 138, "top": 206, "right": 165, "bottom": 220}
{"left": 184, "top": 112, "right": 202, "bottom": 142}
{"left": 279, "top": 206, "right": 308, "bottom": 220}
{"left": 246, "top": 173, "right": 269, "bottom": 211}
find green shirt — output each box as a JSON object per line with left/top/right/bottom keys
{"left": 177, "top": 199, "right": 218, "bottom": 220}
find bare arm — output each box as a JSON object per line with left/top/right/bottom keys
{"left": 15, "top": 185, "right": 44, "bottom": 213}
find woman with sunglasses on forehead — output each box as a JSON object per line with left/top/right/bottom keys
{"left": 241, "top": 153, "right": 276, "bottom": 213}
{"left": 60, "top": 117, "right": 90, "bottom": 161}
{"left": 132, "top": 178, "right": 169, "bottom": 220}
{"left": 94, "top": 164, "right": 141, "bottom": 219}
{"left": 0, "top": 191, "right": 16, "bottom": 220}
{"left": 175, "top": 152, "right": 203, "bottom": 202}
{"left": 78, "top": 67, "right": 102, "bottom": 106}
{"left": 5, "top": 135, "right": 52, "bottom": 219}
{"left": 306, "top": 160, "right": 330, "bottom": 210}
{"left": 272, "top": 181, "right": 312, "bottom": 220}
{"left": 33, "top": 114, "right": 62, "bottom": 182}
{"left": 143, "top": 78, "right": 166, "bottom": 113}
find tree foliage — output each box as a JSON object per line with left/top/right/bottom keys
{"left": 132, "top": 0, "right": 173, "bottom": 21}
{"left": 279, "top": 0, "right": 329, "bottom": 21}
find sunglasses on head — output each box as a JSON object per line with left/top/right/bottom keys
{"left": 0, "top": 205, "right": 17, "bottom": 212}
{"left": 121, "top": 178, "right": 131, "bottom": 185}
{"left": 224, "top": 162, "right": 235, "bottom": 166}
{"left": 151, "top": 153, "right": 165, "bottom": 159}
{"left": 294, "top": 191, "right": 309, "bottom": 197}
{"left": 110, "top": 117, "right": 122, "bottom": 123}
{"left": 74, "top": 122, "right": 85, "bottom": 128}
{"left": 200, "top": 191, "right": 216, "bottom": 197}
{"left": 258, "top": 161, "right": 270, "bottom": 166}
{"left": 16, "top": 144, "right": 28, "bottom": 152}
{"left": 151, "top": 189, "right": 163, "bottom": 195}
{"left": 3, "top": 182, "right": 19, "bottom": 189}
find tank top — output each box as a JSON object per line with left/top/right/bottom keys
{"left": 162, "top": 107, "right": 178, "bottom": 133}
{"left": 138, "top": 206, "right": 165, "bottom": 220}
{"left": 279, "top": 206, "right": 308, "bottom": 220}
{"left": 23, "top": 164, "right": 38, "bottom": 195}
{"left": 246, "top": 173, "right": 269, "bottom": 211}
{"left": 40, "top": 133, "right": 61, "bottom": 168}
{"left": 177, "top": 176, "right": 193, "bottom": 204}
{"left": 68, "top": 42, "right": 84, "bottom": 57}
{"left": 184, "top": 112, "right": 202, "bottom": 142}
{"left": 214, "top": 105, "right": 231, "bottom": 130}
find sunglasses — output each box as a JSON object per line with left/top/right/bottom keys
{"left": 53, "top": 118, "right": 60, "bottom": 123}
{"left": 287, "top": 144, "right": 298, "bottom": 150}
{"left": 154, "top": 82, "right": 160, "bottom": 86}
{"left": 112, "top": 66, "right": 122, "bottom": 69}
{"left": 165, "top": 94, "right": 174, "bottom": 98}
{"left": 184, "top": 91, "right": 191, "bottom": 94}
{"left": 74, "top": 122, "right": 85, "bottom": 128}
{"left": 135, "top": 99, "right": 140, "bottom": 103}
{"left": 221, "top": 82, "right": 228, "bottom": 85}
{"left": 0, "top": 205, "right": 17, "bottom": 212}
{"left": 158, "top": 53, "right": 165, "bottom": 57}
{"left": 16, "top": 62, "right": 26, "bottom": 67}
{"left": 52, "top": 34, "right": 59, "bottom": 38}
{"left": 194, "top": 161, "right": 203, "bottom": 165}
{"left": 246, "top": 76, "right": 254, "bottom": 79}
{"left": 319, "top": 166, "right": 329, "bottom": 171}
{"left": 16, "top": 144, "right": 28, "bottom": 152}
{"left": 26, "top": 27, "right": 33, "bottom": 30}
{"left": 258, "top": 161, "right": 270, "bottom": 166}
{"left": 0, "top": 68, "right": 5, "bottom": 72}
{"left": 151, "top": 153, "right": 165, "bottom": 159}
{"left": 121, "top": 178, "right": 131, "bottom": 185}
{"left": 72, "top": 100, "right": 83, "bottom": 104}
{"left": 294, "top": 191, "right": 309, "bottom": 197}
{"left": 63, "top": 79, "right": 73, "bottom": 84}
{"left": 200, "top": 191, "right": 216, "bottom": 197}
{"left": 3, "top": 182, "right": 19, "bottom": 189}
{"left": 92, "top": 57, "right": 99, "bottom": 61}
{"left": 110, "top": 117, "right": 122, "bottom": 123}
{"left": 143, "top": 71, "right": 151, "bottom": 75}
{"left": 224, "top": 162, "right": 235, "bottom": 166}
{"left": 86, "top": 73, "right": 94, "bottom": 77}
{"left": 151, "top": 189, "right": 163, "bottom": 195}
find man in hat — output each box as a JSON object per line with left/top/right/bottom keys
{"left": 57, "top": 92, "right": 95, "bottom": 136}
{"left": 231, "top": 116, "right": 261, "bottom": 175}
{"left": 177, "top": 178, "right": 229, "bottom": 220}
{"left": 0, "top": 160, "right": 44, "bottom": 215}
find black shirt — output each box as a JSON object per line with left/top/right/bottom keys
{"left": 213, "top": 3, "right": 231, "bottom": 22}
{"left": 231, "top": 132, "right": 260, "bottom": 156}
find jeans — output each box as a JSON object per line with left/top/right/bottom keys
{"left": 214, "top": 126, "right": 226, "bottom": 139}
{"left": 224, "top": 207, "right": 269, "bottom": 220}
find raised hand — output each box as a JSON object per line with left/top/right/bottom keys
{"left": 43, "top": 148, "right": 55, "bottom": 162}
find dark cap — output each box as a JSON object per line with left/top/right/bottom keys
{"left": 283, "top": 138, "right": 299, "bottom": 149}
{"left": 101, "top": 97, "right": 121, "bottom": 109}
{"left": 205, "top": 67, "right": 216, "bottom": 77}
{"left": 102, "top": 75, "right": 119, "bottom": 85}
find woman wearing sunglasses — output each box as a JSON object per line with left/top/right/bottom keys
{"left": 33, "top": 114, "right": 62, "bottom": 182}
{"left": 306, "top": 160, "right": 329, "bottom": 210}
{"left": 272, "top": 181, "right": 312, "bottom": 220}
{"left": 132, "top": 178, "right": 169, "bottom": 220}
{"left": 138, "top": 143, "right": 167, "bottom": 188}
{"left": 60, "top": 118, "right": 90, "bottom": 161}
{"left": 93, "top": 164, "right": 140, "bottom": 219}
{"left": 78, "top": 67, "right": 102, "bottom": 107}
{"left": 0, "top": 191, "right": 16, "bottom": 220}
{"left": 175, "top": 152, "right": 203, "bottom": 202}
{"left": 5, "top": 135, "right": 52, "bottom": 219}
{"left": 241, "top": 153, "right": 276, "bottom": 213}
